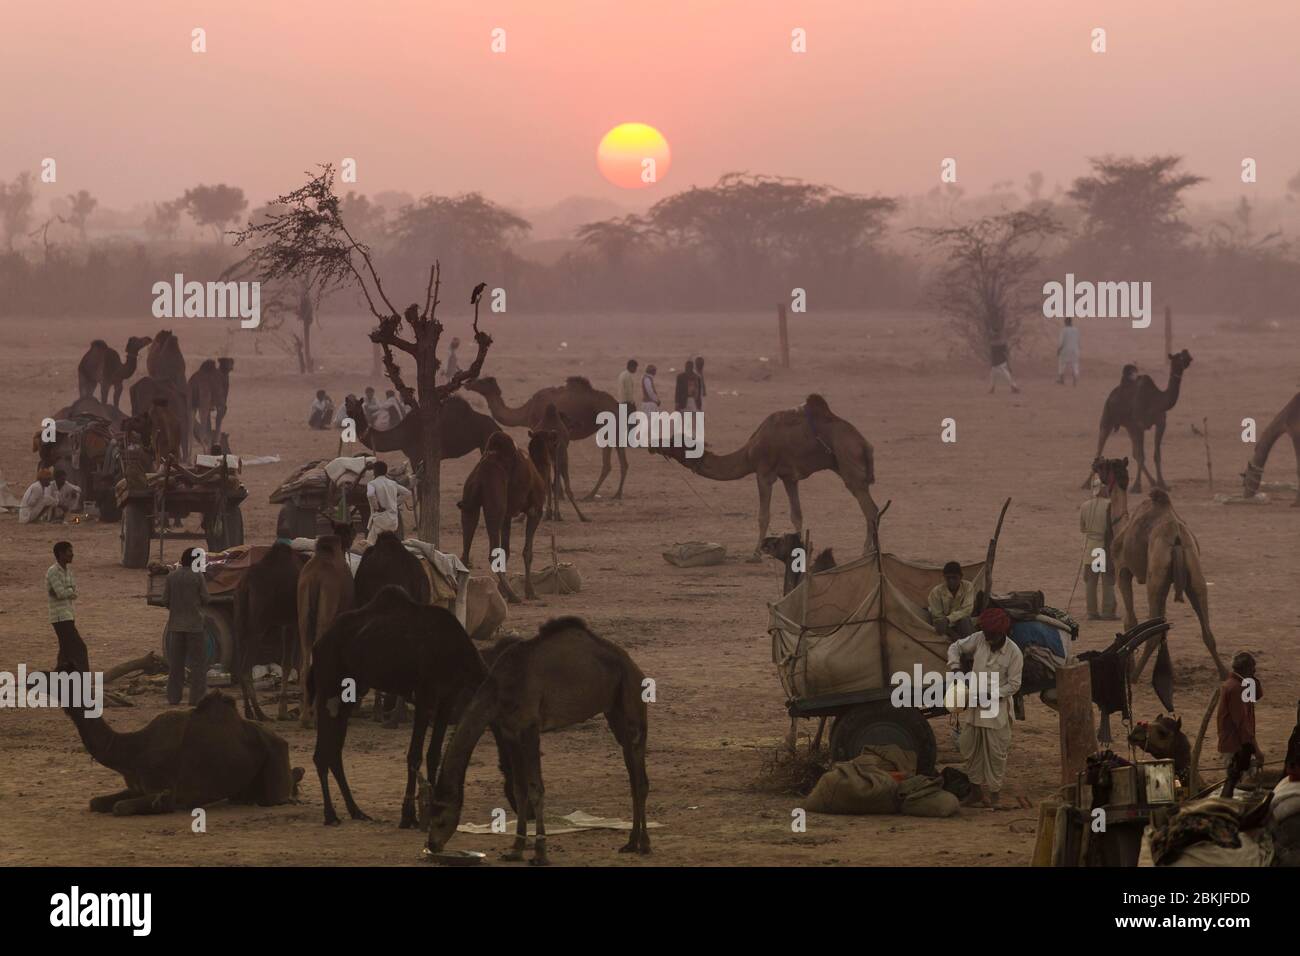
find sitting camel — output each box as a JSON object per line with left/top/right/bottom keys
{"left": 355, "top": 531, "right": 429, "bottom": 726}
{"left": 660, "top": 394, "right": 879, "bottom": 559}
{"left": 458, "top": 431, "right": 546, "bottom": 604}
{"left": 306, "top": 585, "right": 488, "bottom": 828}
{"left": 1093, "top": 457, "right": 1226, "bottom": 680}
{"left": 1241, "top": 390, "right": 1300, "bottom": 506}
{"left": 60, "top": 636, "right": 300, "bottom": 815}
{"left": 296, "top": 530, "right": 355, "bottom": 729}
{"left": 234, "top": 542, "right": 306, "bottom": 721}
{"left": 425, "top": 616, "right": 651, "bottom": 865}
{"left": 465, "top": 576, "right": 508, "bottom": 643}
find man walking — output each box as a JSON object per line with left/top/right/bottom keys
{"left": 1080, "top": 476, "right": 1117, "bottom": 620}
{"left": 988, "top": 336, "right": 1020, "bottom": 394}
{"left": 48, "top": 541, "right": 81, "bottom": 669}
{"left": 1217, "top": 651, "right": 1264, "bottom": 776}
{"left": 1057, "top": 317, "right": 1080, "bottom": 385}
{"left": 617, "top": 359, "right": 638, "bottom": 417}
{"left": 675, "top": 359, "right": 702, "bottom": 412}
{"left": 947, "top": 607, "right": 1023, "bottom": 809}
{"left": 640, "top": 364, "right": 661, "bottom": 417}
{"left": 694, "top": 356, "right": 707, "bottom": 411}
{"left": 365, "top": 460, "right": 412, "bottom": 544}
{"left": 161, "top": 547, "right": 211, "bottom": 705}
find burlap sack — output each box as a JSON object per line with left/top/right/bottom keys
{"left": 508, "top": 562, "right": 582, "bottom": 595}
{"left": 662, "top": 542, "right": 727, "bottom": 567}
{"left": 804, "top": 756, "right": 899, "bottom": 815}
{"left": 896, "top": 775, "right": 960, "bottom": 817}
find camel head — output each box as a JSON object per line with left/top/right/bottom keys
{"left": 218, "top": 357, "right": 235, "bottom": 374}
{"left": 1128, "top": 714, "right": 1184, "bottom": 761}
{"left": 125, "top": 335, "right": 153, "bottom": 354}
{"left": 199, "top": 358, "right": 217, "bottom": 374}
{"left": 760, "top": 532, "right": 802, "bottom": 564}
{"left": 1091, "top": 456, "right": 1129, "bottom": 492}
{"left": 463, "top": 376, "right": 500, "bottom": 399}
{"left": 424, "top": 796, "right": 461, "bottom": 853}
{"left": 527, "top": 428, "right": 558, "bottom": 462}
{"left": 343, "top": 394, "right": 367, "bottom": 425}
{"left": 484, "top": 431, "right": 516, "bottom": 458}
{"left": 1168, "top": 350, "right": 1193, "bottom": 374}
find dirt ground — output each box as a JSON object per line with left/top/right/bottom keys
{"left": 1, "top": 308, "right": 1296, "bottom": 867}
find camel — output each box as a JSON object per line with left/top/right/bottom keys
{"left": 130, "top": 377, "right": 191, "bottom": 462}
{"left": 527, "top": 425, "right": 588, "bottom": 522}
{"left": 77, "top": 336, "right": 152, "bottom": 408}
{"left": 306, "top": 585, "right": 487, "bottom": 828}
{"left": 59, "top": 627, "right": 300, "bottom": 814}
{"left": 1086, "top": 351, "right": 1194, "bottom": 493}
{"left": 54, "top": 396, "right": 126, "bottom": 427}
{"left": 1242, "top": 391, "right": 1300, "bottom": 506}
{"left": 458, "top": 431, "right": 546, "bottom": 604}
{"left": 1129, "top": 714, "right": 1195, "bottom": 787}
{"left": 234, "top": 542, "right": 306, "bottom": 722}
{"left": 661, "top": 394, "right": 880, "bottom": 559}
{"left": 189, "top": 357, "right": 234, "bottom": 447}
{"left": 343, "top": 393, "right": 499, "bottom": 466}
{"left": 1093, "top": 456, "right": 1226, "bottom": 680}
{"left": 146, "top": 329, "right": 187, "bottom": 388}
{"left": 465, "top": 376, "right": 629, "bottom": 500}
{"left": 760, "top": 532, "right": 836, "bottom": 594}
{"left": 296, "top": 531, "right": 356, "bottom": 728}
{"left": 355, "top": 531, "right": 430, "bottom": 725}
{"left": 425, "top": 616, "right": 651, "bottom": 864}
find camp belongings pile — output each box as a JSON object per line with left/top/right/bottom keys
{"left": 269, "top": 456, "right": 410, "bottom": 505}
{"left": 804, "top": 744, "right": 961, "bottom": 818}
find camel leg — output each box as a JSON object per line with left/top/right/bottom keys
{"left": 1117, "top": 568, "right": 1139, "bottom": 634}
{"left": 613, "top": 446, "right": 628, "bottom": 499}
{"left": 1130, "top": 427, "right": 1157, "bottom": 494}
{"left": 584, "top": 445, "right": 613, "bottom": 500}
{"left": 331, "top": 729, "right": 370, "bottom": 823}
{"left": 314, "top": 712, "right": 342, "bottom": 825}
{"left": 560, "top": 453, "right": 590, "bottom": 522}
{"left": 1185, "top": 581, "right": 1227, "bottom": 678}
{"left": 460, "top": 501, "right": 480, "bottom": 568}
{"left": 1152, "top": 418, "right": 1168, "bottom": 489}
{"left": 399, "top": 696, "right": 432, "bottom": 829}
{"left": 521, "top": 728, "right": 548, "bottom": 866}
{"left": 750, "top": 474, "right": 776, "bottom": 562}
{"left": 1291, "top": 434, "right": 1300, "bottom": 506}
{"left": 299, "top": 629, "right": 314, "bottom": 729}
{"left": 276, "top": 626, "right": 293, "bottom": 721}
{"left": 489, "top": 511, "right": 521, "bottom": 605}
{"left": 522, "top": 511, "right": 540, "bottom": 601}
{"left": 609, "top": 711, "right": 652, "bottom": 855}
{"left": 1131, "top": 571, "right": 1173, "bottom": 682}
{"left": 849, "top": 483, "right": 881, "bottom": 554}
{"left": 1083, "top": 424, "right": 1111, "bottom": 489}
{"left": 782, "top": 478, "right": 804, "bottom": 536}
{"left": 501, "top": 743, "right": 530, "bottom": 862}
{"left": 90, "top": 788, "right": 141, "bottom": 813}
{"left": 111, "top": 791, "right": 176, "bottom": 816}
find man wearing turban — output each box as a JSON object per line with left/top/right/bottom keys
{"left": 946, "top": 606, "right": 1023, "bottom": 808}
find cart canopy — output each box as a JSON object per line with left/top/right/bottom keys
{"left": 769, "top": 552, "right": 986, "bottom": 704}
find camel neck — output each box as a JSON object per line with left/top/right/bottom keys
{"left": 64, "top": 706, "right": 129, "bottom": 773}
{"left": 432, "top": 689, "right": 496, "bottom": 808}
{"left": 1162, "top": 367, "right": 1184, "bottom": 408}
{"left": 1251, "top": 402, "right": 1292, "bottom": 469}
{"left": 691, "top": 446, "right": 753, "bottom": 481}
{"left": 483, "top": 392, "right": 533, "bottom": 428}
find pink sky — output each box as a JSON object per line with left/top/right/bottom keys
{"left": 4, "top": 0, "right": 1298, "bottom": 210}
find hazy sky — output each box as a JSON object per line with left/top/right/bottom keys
{"left": 5, "top": 0, "right": 1298, "bottom": 211}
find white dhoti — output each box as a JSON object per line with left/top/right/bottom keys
{"left": 959, "top": 722, "right": 1012, "bottom": 791}
{"left": 1058, "top": 353, "right": 1080, "bottom": 379}
{"left": 366, "top": 509, "right": 399, "bottom": 545}
{"left": 19, "top": 498, "right": 56, "bottom": 524}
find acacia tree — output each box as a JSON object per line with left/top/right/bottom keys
{"left": 232, "top": 165, "right": 492, "bottom": 545}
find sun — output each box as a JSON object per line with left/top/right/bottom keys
{"left": 597, "top": 123, "right": 671, "bottom": 190}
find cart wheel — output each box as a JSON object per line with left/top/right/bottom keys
{"left": 96, "top": 487, "right": 122, "bottom": 523}
{"left": 830, "top": 702, "right": 937, "bottom": 774}
{"left": 120, "top": 502, "right": 151, "bottom": 569}
{"left": 159, "top": 609, "right": 234, "bottom": 674}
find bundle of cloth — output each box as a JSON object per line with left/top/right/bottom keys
{"left": 1145, "top": 794, "right": 1274, "bottom": 867}
{"left": 804, "top": 745, "right": 962, "bottom": 818}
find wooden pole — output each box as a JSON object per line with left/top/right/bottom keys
{"left": 1057, "top": 663, "right": 1098, "bottom": 785}
{"left": 551, "top": 533, "right": 559, "bottom": 595}
{"left": 777, "top": 304, "right": 790, "bottom": 368}
{"left": 1202, "top": 417, "right": 1214, "bottom": 495}
{"left": 1164, "top": 305, "right": 1173, "bottom": 358}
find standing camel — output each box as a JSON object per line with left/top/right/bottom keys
{"left": 189, "top": 357, "right": 234, "bottom": 447}
{"left": 465, "top": 376, "right": 629, "bottom": 501}
{"left": 77, "top": 336, "right": 152, "bottom": 408}
{"left": 1242, "top": 391, "right": 1300, "bottom": 505}
{"left": 425, "top": 616, "right": 651, "bottom": 864}
{"left": 527, "top": 425, "right": 588, "bottom": 522}
{"left": 1085, "top": 351, "right": 1194, "bottom": 493}
{"left": 343, "top": 393, "right": 499, "bottom": 465}
{"left": 234, "top": 542, "right": 306, "bottom": 721}
{"left": 659, "top": 394, "right": 879, "bottom": 559}
{"left": 296, "top": 531, "right": 355, "bottom": 728}
{"left": 458, "top": 431, "right": 546, "bottom": 604}
{"left": 355, "top": 531, "right": 430, "bottom": 726}
{"left": 1092, "top": 457, "right": 1226, "bottom": 680}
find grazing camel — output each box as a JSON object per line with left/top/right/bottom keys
{"left": 355, "top": 531, "right": 430, "bottom": 726}
{"left": 465, "top": 376, "right": 629, "bottom": 500}
{"left": 77, "top": 336, "right": 152, "bottom": 408}
{"left": 425, "top": 617, "right": 651, "bottom": 864}
{"left": 660, "top": 394, "right": 880, "bottom": 559}
{"left": 342, "top": 393, "right": 499, "bottom": 465}
{"left": 59, "top": 629, "right": 300, "bottom": 815}
{"left": 234, "top": 542, "right": 306, "bottom": 721}
{"left": 296, "top": 531, "right": 356, "bottom": 728}
{"left": 1085, "top": 351, "right": 1194, "bottom": 493}
{"left": 189, "top": 357, "right": 234, "bottom": 447}
{"left": 458, "top": 431, "right": 546, "bottom": 604}
{"left": 1242, "top": 391, "right": 1300, "bottom": 505}
{"left": 1093, "top": 456, "right": 1226, "bottom": 680}
{"left": 306, "top": 586, "right": 487, "bottom": 828}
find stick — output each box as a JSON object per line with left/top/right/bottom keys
{"left": 777, "top": 304, "right": 790, "bottom": 368}
{"left": 1164, "top": 305, "right": 1173, "bottom": 358}
{"left": 551, "top": 533, "right": 558, "bottom": 595}
{"left": 1202, "top": 417, "right": 1214, "bottom": 495}
{"left": 980, "top": 497, "right": 1012, "bottom": 609}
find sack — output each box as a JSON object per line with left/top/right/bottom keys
{"left": 508, "top": 562, "right": 582, "bottom": 595}
{"left": 897, "top": 775, "right": 960, "bottom": 817}
{"left": 804, "top": 756, "right": 900, "bottom": 815}
{"left": 662, "top": 542, "right": 726, "bottom": 568}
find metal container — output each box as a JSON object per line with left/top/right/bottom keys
{"left": 1138, "top": 759, "right": 1177, "bottom": 805}
{"left": 1108, "top": 765, "right": 1138, "bottom": 806}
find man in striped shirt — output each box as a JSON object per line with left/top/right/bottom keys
{"left": 47, "top": 541, "right": 81, "bottom": 669}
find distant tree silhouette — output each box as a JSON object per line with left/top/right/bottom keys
{"left": 0, "top": 172, "right": 36, "bottom": 251}
{"left": 183, "top": 184, "right": 249, "bottom": 243}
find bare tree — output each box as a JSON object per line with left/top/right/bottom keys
{"left": 232, "top": 165, "right": 492, "bottom": 545}
{"left": 65, "top": 189, "right": 98, "bottom": 241}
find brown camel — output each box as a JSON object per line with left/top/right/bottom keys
{"left": 234, "top": 542, "right": 306, "bottom": 721}
{"left": 527, "top": 425, "right": 588, "bottom": 522}
{"left": 343, "top": 393, "right": 499, "bottom": 465}
{"left": 661, "top": 394, "right": 879, "bottom": 559}
{"left": 355, "top": 531, "right": 430, "bottom": 726}
{"left": 1093, "top": 456, "right": 1226, "bottom": 680}
{"left": 1129, "top": 714, "right": 1195, "bottom": 787}
{"left": 189, "top": 357, "right": 234, "bottom": 447}
{"left": 458, "top": 431, "right": 546, "bottom": 604}
{"left": 58, "top": 630, "right": 300, "bottom": 815}
{"left": 1242, "top": 391, "right": 1300, "bottom": 506}
{"left": 146, "top": 329, "right": 187, "bottom": 387}
{"left": 296, "top": 531, "right": 356, "bottom": 728}
{"left": 425, "top": 616, "right": 651, "bottom": 864}
{"left": 130, "top": 377, "right": 190, "bottom": 462}
{"left": 77, "top": 335, "right": 152, "bottom": 408}
{"left": 465, "top": 376, "right": 629, "bottom": 500}
{"left": 1085, "top": 351, "right": 1194, "bottom": 493}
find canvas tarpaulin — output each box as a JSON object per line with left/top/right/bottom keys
{"left": 769, "top": 552, "right": 985, "bottom": 703}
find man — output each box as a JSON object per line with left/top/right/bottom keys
{"left": 617, "top": 359, "right": 639, "bottom": 417}
{"left": 675, "top": 359, "right": 702, "bottom": 413}
{"left": 19, "top": 468, "right": 56, "bottom": 524}
{"left": 50, "top": 468, "right": 81, "bottom": 520}
{"left": 988, "top": 337, "right": 1020, "bottom": 394}
{"left": 333, "top": 394, "right": 355, "bottom": 428}
{"left": 362, "top": 387, "right": 381, "bottom": 425}
{"left": 947, "top": 607, "right": 1023, "bottom": 809}
{"left": 365, "top": 460, "right": 411, "bottom": 545}
{"left": 161, "top": 547, "right": 211, "bottom": 705}
{"left": 1057, "top": 317, "right": 1080, "bottom": 386}
{"left": 47, "top": 541, "right": 80, "bottom": 668}
{"left": 308, "top": 390, "right": 335, "bottom": 429}
{"left": 442, "top": 337, "right": 461, "bottom": 384}
{"left": 926, "top": 561, "right": 976, "bottom": 638}
{"left": 1079, "top": 476, "right": 1117, "bottom": 620}
{"left": 640, "top": 364, "right": 661, "bottom": 416}
{"left": 694, "top": 356, "right": 706, "bottom": 411}
{"left": 377, "top": 389, "right": 406, "bottom": 430}
{"left": 1217, "top": 652, "right": 1264, "bottom": 775}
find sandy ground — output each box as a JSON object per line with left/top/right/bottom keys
{"left": 1, "top": 308, "right": 1296, "bottom": 867}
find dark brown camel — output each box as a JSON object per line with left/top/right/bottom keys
{"left": 465, "top": 376, "right": 629, "bottom": 500}
{"left": 58, "top": 633, "right": 300, "bottom": 815}
{"left": 189, "top": 357, "right": 234, "bottom": 447}
{"left": 458, "top": 431, "right": 546, "bottom": 604}
{"left": 77, "top": 336, "right": 152, "bottom": 408}
{"left": 234, "top": 542, "right": 306, "bottom": 722}
{"left": 760, "top": 532, "right": 837, "bottom": 594}
{"left": 146, "top": 329, "right": 187, "bottom": 388}
{"left": 296, "top": 531, "right": 355, "bottom": 728}
{"left": 355, "top": 531, "right": 430, "bottom": 726}
{"left": 1129, "top": 714, "right": 1194, "bottom": 786}
{"left": 130, "top": 377, "right": 190, "bottom": 463}
{"left": 306, "top": 585, "right": 487, "bottom": 828}
{"left": 1242, "top": 391, "right": 1300, "bottom": 505}
{"left": 53, "top": 396, "right": 126, "bottom": 427}
{"left": 425, "top": 616, "right": 652, "bottom": 865}
{"left": 1085, "top": 351, "right": 1193, "bottom": 493}
{"left": 342, "top": 393, "right": 499, "bottom": 465}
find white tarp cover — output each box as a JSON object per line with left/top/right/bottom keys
{"left": 769, "top": 552, "right": 986, "bottom": 702}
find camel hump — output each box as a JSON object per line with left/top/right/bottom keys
{"left": 199, "top": 358, "right": 217, "bottom": 372}
{"left": 90, "top": 339, "right": 108, "bottom": 349}
{"left": 192, "top": 690, "right": 236, "bottom": 715}
{"left": 537, "top": 615, "right": 590, "bottom": 640}
{"left": 804, "top": 393, "right": 833, "bottom": 418}
{"left": 1148, "top": 488, "right": 1172, "bottom": 507}
{"left": 314, "top": 534, "right": 341, "bottom": 555}
{"left": 485, "top": 431, "right": 515, "bottom": 456}
{"left": 565, "top": 376, "right": 593, "bottom": 390}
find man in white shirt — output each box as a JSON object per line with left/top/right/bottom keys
{"left": 946, "top": 607, "right": 1023, "bottom": 809}
{"left": 19, "top": 469, "right": 57, "bottom": 524}
{"left": 51, "top": 468, "right": 82, "bottom": 520}
{"left": 376, "top": 390, "right": 406, "bottom": 430}
{"left": 640, "top": 365, "right": 660, "bottom": 416}
{"left": 1057, "top": 317, "right": 1081, "bottom": 386}
{"left": 617, "top": 359, "right": 638, "bottom": 414}
{"left": 308, "top": 390, "right": 335, "bottom": 429}
{"left": 364, "top": 460, "right": 412, "bottom": 545}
